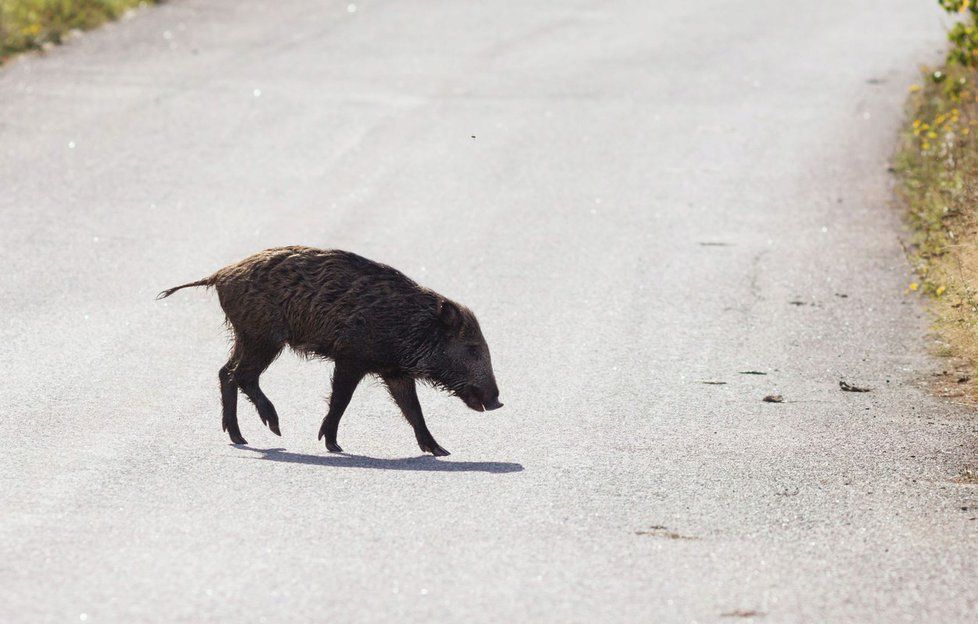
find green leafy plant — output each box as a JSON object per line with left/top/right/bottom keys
{"left": 941, "top": 0, "right": 978, "bottom": 68}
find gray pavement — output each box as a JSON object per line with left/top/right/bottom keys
{"left": 1, "top": 1, "right": 976, "bottom": 622}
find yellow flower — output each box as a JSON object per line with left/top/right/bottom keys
{"left": 922, "top": 141, "right": 931, "bottom": 150}
{"left": 928, "top": 131, "right": 938, "bottom": 139}
{"left": 913, "top": 119, "right": 922, "bottom": 128}
{"left": 909, "top": 84, "right": 923, "bottom": 93}
{"left": 936, "top": 285, "right": 947, "bottom": 296}
{"left": 910, "top": 282, "right": 920, "bottom": 291}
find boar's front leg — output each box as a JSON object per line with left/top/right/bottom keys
{"left": 383, "top": 375, "right": 450, "bottom": 457}
{"left": 318, "top": 361, "right": 365, "bottom": 453}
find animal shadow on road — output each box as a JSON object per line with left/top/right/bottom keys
{"left": 237, "top": 446, "right": 524, "bottom": 474}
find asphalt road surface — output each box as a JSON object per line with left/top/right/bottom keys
{"left": 1, "top": 1, "right": 976, "bottom": 622}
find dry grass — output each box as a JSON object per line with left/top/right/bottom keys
{"left": 952, "top": 468, "right": 978, "bottom": 484}
{"left": 0, "top": 0, "right": 153, "bottom": 61}
{"left": 896, "top": 63, "right": 978, "bottom": 399}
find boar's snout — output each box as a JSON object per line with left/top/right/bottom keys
{"left": 479, "top": 380, "right": 503, "bottom": 411}
{"left": 459, "top": 383, "right": 503, "bottom": 412}
{"left": 483, "top": 394, "right": 503, "bottom": 411}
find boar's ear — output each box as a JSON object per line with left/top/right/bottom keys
{"left": 437, "top": 299, "right": 463, "bottom": 329}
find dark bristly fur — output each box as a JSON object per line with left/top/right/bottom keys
{"left": 158, "top": 246, "right": 502, "bottom": 456}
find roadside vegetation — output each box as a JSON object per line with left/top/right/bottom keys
{"left": 0, "top": 0, "right": 153, "bottom": 62}
{"left": 897, "top": 1, "right": 978, "bottom": 390}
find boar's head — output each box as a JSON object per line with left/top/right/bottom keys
{"left": 423, "top": 299, "right": 503, "bottom": 412}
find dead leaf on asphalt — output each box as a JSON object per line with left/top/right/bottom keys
{"left": 839, "top": 381, "right": 871, "bottom": 392}
{"left": 721, "top": 609, "right": 765, "bottom": 619}
{"left": 634, "top": 526, "right": 699, "bottom": 540}
{"left": 763, "top": 394, "right": 784, "bottom": 403}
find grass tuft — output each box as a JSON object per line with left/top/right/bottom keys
{"left": 0, "top": 0, "right": 154, "bottom": 62}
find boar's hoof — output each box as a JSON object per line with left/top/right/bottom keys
{"left": 325, "top": 441, "right": 343, "bottom": 453}
{"left": 229, "top": 433, "right": 248, "bottom": 445}
{"left": 421, "top": 442, "right": 450, "bottom": 457}
{"left": 429, "top": 445, "right": 451, "bottom": 457}
{"left": 268, "top": 421, "right": 281, "bottom": 436}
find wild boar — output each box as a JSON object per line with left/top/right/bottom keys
{"left": 157, "top": 246, "right": 503, "bottom": 456}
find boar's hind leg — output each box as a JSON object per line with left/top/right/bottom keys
{"left": 318, "top": 362, "right": 365, "bottom": 453}
{"left": 233, "top": 335, "right": 285, "bottom": 436}
{"left": 220, "top": 356, "right": 246, "bottom": 445}
{"left": 383, "top": 375, "right": 450, "bottom": 457}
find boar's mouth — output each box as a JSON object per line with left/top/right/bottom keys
{"left": 458, "top": 385, "right": 503, "bottom": 412}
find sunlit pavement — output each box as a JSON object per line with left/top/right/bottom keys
{"left": 0, "top": 1, "right": 975, "bottom": 622}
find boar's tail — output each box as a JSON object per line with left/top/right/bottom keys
{"left": 156, "top": 277, "right": 215, "bottom": 300}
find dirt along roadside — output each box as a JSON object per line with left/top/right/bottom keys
{"left": 897, "top": 1, "right": 978, "bottom": 407}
